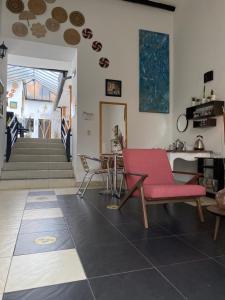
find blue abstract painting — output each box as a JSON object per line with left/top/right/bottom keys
{"left": 139, "top": 30, "right": 169, "bottom": 113}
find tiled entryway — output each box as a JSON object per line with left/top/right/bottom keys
{"left": 1, "top": 189, "right": 225, "bottom": 299}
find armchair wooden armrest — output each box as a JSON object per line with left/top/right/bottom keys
{"left": 119, "top": 173, "right": 148, "bottom": 210}
{"left": 172, "top": 171, "right": 203, "bottom": 185}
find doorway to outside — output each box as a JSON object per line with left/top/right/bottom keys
{"left": 7, "top": 64, "right": 67, "bottom": 140}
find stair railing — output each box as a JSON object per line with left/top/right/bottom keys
{"left": 61, "top": 118, "right": 72, "bottom": 162}
{"left": 5, "top": 116, "right": 19, "bottom": 162}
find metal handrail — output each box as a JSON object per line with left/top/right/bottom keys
{"left": 61, "top": 118, "right": 72, "bottom": 162}
{"left": 5, "top": 116, "right": 19, "bottom": 162}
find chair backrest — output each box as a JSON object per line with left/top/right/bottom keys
{"left": 79, "top": 155, "right": 90, "bottom": 173}
{"left": 123, "top": 149, "right": 174, "bottom": 188}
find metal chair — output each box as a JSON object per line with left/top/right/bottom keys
{"left": 76, "top": 154, "right": 112, "bottom": 197}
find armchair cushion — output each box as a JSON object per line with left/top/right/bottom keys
{"left": 133, "top": 184, "right": 206, "bottom": 200}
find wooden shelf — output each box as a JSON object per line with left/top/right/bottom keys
{"left": 186, "top": 100, "right": 224, "bottom": 120}
{"left": 193, "top": 118, "right": 217, "bottom": 128}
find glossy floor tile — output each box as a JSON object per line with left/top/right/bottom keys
{"left": 78, "top": 241, "right": 151, "bottom": 278}
{"left": 0, "top": 258, "right": 11, "bottom": 294}
{"left": 27, "top": 195, "right": 58, "bottom": 203}
{"left": 28, "top": 191, "right": 55, "bottom": 197}
{"left": 5, "top": 249, "right": 86, "bottom": 292}
{"left": 160, "top": 259, "right": 225, "bottom": 300}
{"left": 14, "top": 230, "right": 74, "bottom": 255}
{"left": 25, "top": 201, "right": 59, "bottom": 210}
{"left": 116, "top": 222, "right": 172, "bottom": 241}
{"left": 133, "top": 236, "right": 206, "bottom": 266}
{"left": 0, "top": 234, "right": 17, "bottom": 258}
{"left": 23, "top": 208, "right": 63, "bottom": 220}
{"left": 179, "top": 231, "right": 225, "bottom": 257}
{"left": 19, "top": 218, "right": 67, "bottom": 234}
{"left": 90, "top": 269, "right": 183, "bottom": 300}
{"left": 3, "top": 281, "right": 94, "bottom": 300}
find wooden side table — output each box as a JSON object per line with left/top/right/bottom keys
{"left": 207, "top": 205, "right": 225, "bottom": 240}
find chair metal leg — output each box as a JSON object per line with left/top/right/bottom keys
{"left": 140, "top": 186, "right": 149, "bottom": 229}
{"left": 214, "top": 216, "right": 221, "bottom": 241}
{"left": 81, "top": 174, "right": 94, "bottom": 197}
{"left": 196, "top": 198, "right": 205, "bottom": 223}
{"left": 76, "top": 173, "right": 88, "bottom": 196}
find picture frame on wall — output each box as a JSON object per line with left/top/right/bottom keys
{"left": 10, "top": 101, "right": 17, "bottom": 109}
{"left": 105, "top": 79, "right": 122, "bottom": 97}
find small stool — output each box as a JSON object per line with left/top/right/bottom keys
{"left": 207, "top": 205, "right": 225, "bottom": 240}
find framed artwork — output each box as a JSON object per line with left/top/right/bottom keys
{"left": 139, "top": 30, "right": 169, "bottom": 113}
{"left": 10, "top": 101, "right": 17, "bottom": 109}
{"left": 105, "top": 79, "right": 122, "bottom": 97}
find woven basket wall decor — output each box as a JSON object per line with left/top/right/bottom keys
{"left": 12, "top": 22, "right": 28, "bottom": 37}
{"left": 69, "top": 11, "right": 85, "bottom": 27}
{"left": 6, "top": 0, "right": 24, "bottom": 14}
{"left": 28, "top": 0, "right": 46, "bottom": 15}
{"left": 64, "top": 29, "right": 81, "bottom": 45}
{"left": 45, "top": 18, "right": 60, "bottom": 32}
{"left": 52, "top": 7, "right": 68, "bottom": 23}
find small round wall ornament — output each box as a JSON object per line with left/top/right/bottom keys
{"left": 82, "top": 28, "right": 93, "bottom": 39}
{"left": 99, "top": 57, "right": 109, "bottom": 68}
{"left": 12, "top": 22, "right": 28, "bottom": 37}
{"left": 31, "top": 23, "right": 47, "bottom": 38}
{"left": 6, "top": 0, "right": 24, "bottom": 14}
{"left": 28, "top": 0, "right": 46, "bottom": 15}
{"left": 64, "top": 29, "right": 81, "bottom": 45}
{"left": 69, "top": 11, "right": 85, "bottom": 27}
{"left": 92, "top": 41, "right": 102, "bottom": 52}
{"left": 52, "top": 7, "right": 68, "bottom": 23}
{"left": 45, "top": 18, "right": 60, "bottom": 32}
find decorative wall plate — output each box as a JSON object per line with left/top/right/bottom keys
{"left": 19, "top": 10, "right": 36, "bottom": 20}
{"left": 12, "top": 22, "right": 28, "bottom": 37}
{"left": 6, "top": 0, "right": 24, "bottom": 14}
{"left": 92, "top": 41, "right": 102, "bottom": 52}
{"left": 28, "top": 0, "right": 46, "bottom": 15}
{"left": 82, "top": 28, "right": 93, "bottom": 39}
{"left": 52, "top": 7, "right": 68, "bottom": 23}
{"left": 69, "top": 11, "right": 85, "bottom": 27}
{"left": 64, "top": 29, "right": 81, "bottom": 45}
{"left": 31, "top": 23, "right": 47, "bottom": 38}
{"left": 45, "top": 18, "right": 60, "bottom": 32}
{"left": 99, "top": 57, "right": 110, "bottom": 68}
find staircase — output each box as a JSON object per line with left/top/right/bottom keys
{"left": 0, "top": 138, "right": 76, "bottom": 190}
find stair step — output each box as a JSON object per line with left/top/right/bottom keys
{"left": 0, "top": 178, "right": 77, "bottom": 190}
{"left": 17, "top": 138, "right": 62, "bottom": 144}
{"left": 1, "top": 169, "right": 74, "bottom": 180}
{"left": 3, "top": 162, "right": 73, "bottom": 171}
{"left": 15, "top": 142, "right": 64, "bottom": 149}
{"left": 10, "top": 155, "right": 67, "bottom": 162}
{"left": 12, "top": 148, "right": 65, "bottom": 155}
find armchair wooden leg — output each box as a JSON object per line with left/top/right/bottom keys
{"left": 214, "top": 216, "right": 221, "bottom": 241}
{"left": 140, "top": 186, "right": 149, "bottom": 229}
{"left": 196, "top": 198, "right": 205, "bottom": 223}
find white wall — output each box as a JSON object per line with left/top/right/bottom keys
{"left": 173, "top": 0, "right": 225, "bottom": 157}
{"left": 1, "top": 0, "right": 174, "bottom": 180}
{"left": 76, "top": 0, "right": 174, "bottom": 179}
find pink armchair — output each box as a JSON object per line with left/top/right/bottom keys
{"left": 119, "top": 149, "right": 206, "bottom": 229}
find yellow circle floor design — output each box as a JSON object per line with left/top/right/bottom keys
{"left": 34, "top": 236, "right": 57, "bottom": 245}
{"left": 106, "top": 204, "right": 119, "bottom": 210}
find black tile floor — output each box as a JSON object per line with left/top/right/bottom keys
{"left": 4, "top": 189, "right": 225, "bottom": 299}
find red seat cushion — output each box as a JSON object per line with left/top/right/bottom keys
{"left": 133, "top": 184, "right": 206, "bottom": 200}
